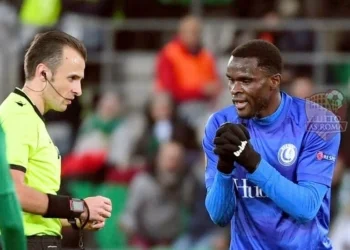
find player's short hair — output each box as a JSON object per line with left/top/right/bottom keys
{"left": 231, "top": 39, "right": 283, "bottom": 75}
{"left": 24, "top": 30, "right": 87, "bottom": 80}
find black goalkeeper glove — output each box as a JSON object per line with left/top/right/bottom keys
{"left": 214, "top": 123, "right": 261, "bottom": 173}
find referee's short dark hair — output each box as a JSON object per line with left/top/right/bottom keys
{"left": 24, "top": 30, "right": 87, "bottom": 80}
{"left": 231, "top": 39, "right": 283, "bottom": 75}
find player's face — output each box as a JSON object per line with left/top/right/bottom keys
{"left": 45, "top": 46, "right": 85, "bottom": 112}
{"left": 226, "top": 57, "right": 277, "bottom": 118}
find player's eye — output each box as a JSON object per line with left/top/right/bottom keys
{"left": 242, "top": 78, "right": 252, "bottom": 84}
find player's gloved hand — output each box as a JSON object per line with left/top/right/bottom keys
{"left": 214, "top": 123, "right": 261, "bottom": 173}
{"left": 213, "top": 123, "right": 238, "bottom": 174}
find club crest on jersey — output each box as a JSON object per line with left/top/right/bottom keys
{"left": 305, "top": 89, "right": 348, "bottom": 140}
{"left": 278, "top": 144, "right": 297, "bottom": 166}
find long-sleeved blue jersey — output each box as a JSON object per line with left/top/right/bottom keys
{"left": 203, "top": 92, "right": 341, "bottom": 250}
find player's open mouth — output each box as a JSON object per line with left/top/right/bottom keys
{"left": 234, "top": 101, "right": 248, "bottom": 109}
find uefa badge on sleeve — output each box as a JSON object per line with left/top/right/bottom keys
{"left": 305, "top": 89, "right": 348, "bottom": 140}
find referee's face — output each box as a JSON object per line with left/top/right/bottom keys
{"left": 227, "top": 57, "right": 276, "bottom": 119}
{"left": 45, "top": 46, "right": 85, "bottom": 112}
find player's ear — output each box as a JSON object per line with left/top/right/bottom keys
{"left": 270, "top": 74, "right": 281, "bottom": 90}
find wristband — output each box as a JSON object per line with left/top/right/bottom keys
{"left": 44, "top": 194, "right": 84, "bottom": 219}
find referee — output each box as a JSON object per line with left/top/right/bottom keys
{"left": 0, "top": 31, "right": 112, "bottom": 250}
{"left": 0, "top": 125, "right": 26, "bottom": 250}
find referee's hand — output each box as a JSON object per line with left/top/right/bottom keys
{"left": 81, "top": 196, "right": 112, "bottom": 223}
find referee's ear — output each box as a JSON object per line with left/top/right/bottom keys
{"left": 38, "top": 71, "right": 47, "bottom": 83}
{"left": 35, "top": 63, "right": 50, "bottom": 81}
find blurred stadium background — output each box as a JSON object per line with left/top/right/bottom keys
{"left": 1, "top": 0, "right": 350, "bottom": 249}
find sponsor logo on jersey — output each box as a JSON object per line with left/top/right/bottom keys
{"left": 233, "top": 178, "right": 266, "bottom": 198}
{"left": 316, "top": 151, "right": 336, "bottom": 162}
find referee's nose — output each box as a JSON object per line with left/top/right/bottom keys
{"left": 72, "top": 81, "right": 82, "bottom": 97}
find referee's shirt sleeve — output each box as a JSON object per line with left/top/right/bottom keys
{"left": 2, "top": 114, "right": 38, "bottom": 173}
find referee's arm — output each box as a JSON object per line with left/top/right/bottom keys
{"left": 11, "top": 170, "right": 50, "bottom": 215}
{"left": 4, "top": 115, "right": 111, "bottom": 225}
{"left": 4, "top": 115, "right": 51, "bottom": 215}
{"left": 10, "top": 170, "right": 111, "bottom": 230}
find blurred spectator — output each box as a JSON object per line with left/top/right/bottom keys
{"left": 18, "top": 0, "right": 61, "bottom": 48}
{"left": 339, "top": 101, "right": 350, "bottom": 169}
{"left": 132, "top": 92, "right": 200, "bottom": 166}
{"left": 119, "top": 141, "right": 196, "bottom": 249}
{"left": 330, "top": 203, "right": 350, "bottom": 249}
{"left": 0, "top": 1, "right": 22, "bottom": 101}
{"left": 107, "top": 111, "right": 146, "bottom": 169}
{"left": 231, "top": 1, "right": 314, "bottom": 84}
{"left": 331, "top": 101, "right": 350, "bottom": 226}
{"left": 62, "top": 91, "right": 125, "bottom": 177}
{"left": 61, "top": 0, "right": 120, "bottom": 51}
{"left": 330, "top": 155, "right": 346, "bottom": 226}
{"left": 328, "top": 32, "right": 350, "bottom": 89}
{"left": 46, "top": 98, "right": 82, "bottom": 157}
{"left": 74, "top": 91, "right": 124, "bottom": 153}
{"left": 19, "top": 0, "right": 61, "bottom": 27}
{"left": 232, "top": 0, "right": 312, "bottom": 51}
{"left": 212, "top": 227, "right": 231, "bottom": 250}
{"left": 288, "top": 76, "right": 315, "bottom": 98}
{"left": 62, "top": 0, "right": 118, "bottom": 18}
{"left": 154, "top": 15, "right": 221, "bottom": 126}
{"left": 173, "top": 153, "right": 221, "bottom": 250}
{"left": 257, "top": 0, "right": 314, "bottom": 52}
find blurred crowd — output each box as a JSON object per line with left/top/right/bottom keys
{"left": 1, "top": 0, "right": 350, "bottom": 249}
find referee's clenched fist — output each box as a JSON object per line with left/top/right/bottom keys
{"left": 82, "top": 196, "right": 112, "bottom": 224}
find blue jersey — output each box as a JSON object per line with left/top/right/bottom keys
{"left": 203, "top": 92, "right": 341, "bottom": 250}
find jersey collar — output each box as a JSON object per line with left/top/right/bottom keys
{"left": 248, "top": 92, "right": 291, "bottom": 132}
{"left": 253, "top": 92, "right": 285, "bottom": 125}
{"left": 13, "top": 88, "right": 45, "bottom": 122}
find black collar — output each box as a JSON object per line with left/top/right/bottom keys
{"left": 13, "top": 88, "right": 45, "bottom": 122}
